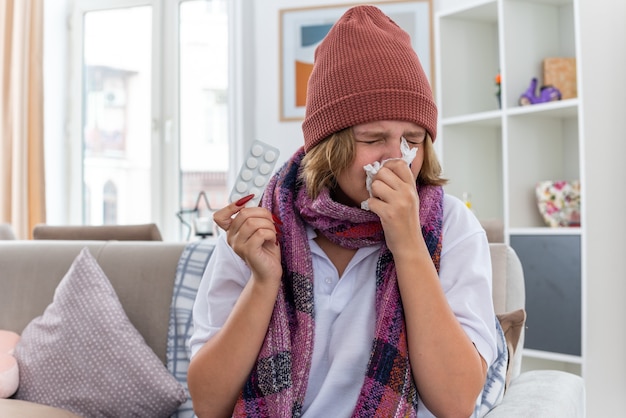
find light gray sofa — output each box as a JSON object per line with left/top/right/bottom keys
{"left": 0, "top": 240, "right": 584, "bottom": 417}
{"left": 0, "top": 240, "right": 190, "bottom": 417}
{"left": 31, "top": 223, "right": 164, "bottom": 241}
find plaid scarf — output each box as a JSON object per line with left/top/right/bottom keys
{"left": 233, "top": 147, "right": 443, "bottom": 417}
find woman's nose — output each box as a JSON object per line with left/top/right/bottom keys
{"left": 383, "top": 139, "right": 404, "bottom": 159}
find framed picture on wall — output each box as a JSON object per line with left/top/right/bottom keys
{"left": 279, "top": 0, "right": 433, "bottom": 121}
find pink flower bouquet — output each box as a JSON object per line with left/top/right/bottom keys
{"left": 535, "top": 180, "right": 581, "bottom": 227}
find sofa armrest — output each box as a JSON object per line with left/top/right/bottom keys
{"left": 485, "top": 370, "right": 585, "bottom": 418}
{"left": 0, "top": 399, "right": 81, "bottom": 417}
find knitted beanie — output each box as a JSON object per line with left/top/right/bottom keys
{"left": 302, "top": 5, "right": 437, "bottom": 152}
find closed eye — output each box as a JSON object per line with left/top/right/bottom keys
{"left": 404, "top": 134, "right": 426, "bottom": 146}
{"left": 355, "top": 138, "right": 385, "bottom": 145}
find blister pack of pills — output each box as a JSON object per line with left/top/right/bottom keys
{"left": 229, "top": 140, "right": 281, "bottom": 207}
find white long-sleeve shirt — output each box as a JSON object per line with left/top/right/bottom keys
{"left": 189, "top": 194, "right": 497, "bottom": 417}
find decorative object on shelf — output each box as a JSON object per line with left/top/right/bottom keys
{"left": 519, "top": 77, "right": 562, "bottom": 106}
{"left": 495, "top": 72, "right": 501, "bottom": 108}
{"left": 176, "top": 191, "right": 217, "bottom": 240}
{"left": 543, "top": 57, "right": 577, "bottom": 100}
{"left": 535, "top": 180, "right": 581, "bottom": 227}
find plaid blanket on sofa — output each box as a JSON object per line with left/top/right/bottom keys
{"left": 167, "top": 239, "right": 216, "bottom": 418}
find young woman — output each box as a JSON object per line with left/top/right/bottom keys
{"left": 188, "top": 6, "right": 504, "bottom": 417}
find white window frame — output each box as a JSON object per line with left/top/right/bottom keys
{"left": 67, "top": 0, "right": 245, "bottom": 240}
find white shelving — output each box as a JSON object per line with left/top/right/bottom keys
{"left": 435, "top": 0, "right": 583, "bottom": 375}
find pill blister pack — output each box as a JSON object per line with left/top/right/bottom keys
{"left": 229, "top": 140, "right": 281, "bottom": 207}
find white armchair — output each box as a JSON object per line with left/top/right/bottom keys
{"left": 486, "top": 243, "right": 585, "bottom": 417}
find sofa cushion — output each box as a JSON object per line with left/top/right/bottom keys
{"left": 0, "top": 399, "right": 81, "bottom": 418}
{"left": 32, "top": 223, "right": 163, "bottom": 241}
{"left": 484, "top": 370, "right": 585, "bottom": 418}
{"left": 496, "top": 308, "right": 526, "bottom": 389}
{"left": 14, "top": 248, "right": 186, "bottom": 417}
{"left": 0, "top": 330, "right": 21, "bottom": 398}
{"left": 0, "top": 354, "right": 19, "bottom": 399}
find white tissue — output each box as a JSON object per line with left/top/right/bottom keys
{"left": 360, "top": 137, "right": 417, "bottom": 211}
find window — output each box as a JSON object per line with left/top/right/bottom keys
{"left": 179, "top": 0, "right": 230, "bottom": 213}
{"left": 102, "top": 180, "right": 118, "bottom": 224}
{"left": 71, "top": 0, "right": 229, "bottom": 240}
{"left": 82, "top": 5, "right": 153, "bottom": 225}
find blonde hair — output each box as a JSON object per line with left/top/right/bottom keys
{"left": 300, "top": 128, "right": 447, "bottom": 199}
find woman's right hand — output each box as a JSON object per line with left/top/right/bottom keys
{"left": 213, "top": 194, "right": 283, "bottom": 284}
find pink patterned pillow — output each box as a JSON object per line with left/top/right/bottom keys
{"left": 14, "top": 248, "right": 186, "bottom": 417}
{"left": 0, "top": 330, "right": 20, "bottom": 398}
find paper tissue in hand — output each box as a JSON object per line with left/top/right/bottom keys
{"left": 361, "top": 137, "right": 417, "bottom": 211}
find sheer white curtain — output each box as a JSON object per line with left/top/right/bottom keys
{"left": 0, "top": 0, "right": 45, "bottom": 239}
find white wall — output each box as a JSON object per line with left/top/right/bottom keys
{"left": 578, "top": 0, "right": 626, "bottom": 415}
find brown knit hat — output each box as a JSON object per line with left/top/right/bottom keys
{"left": 302, "top": 5, "right": 437, "bottom": 152}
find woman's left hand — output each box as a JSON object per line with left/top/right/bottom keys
{"left": 364, "top": 159, "right": 423, "bottom": 255}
